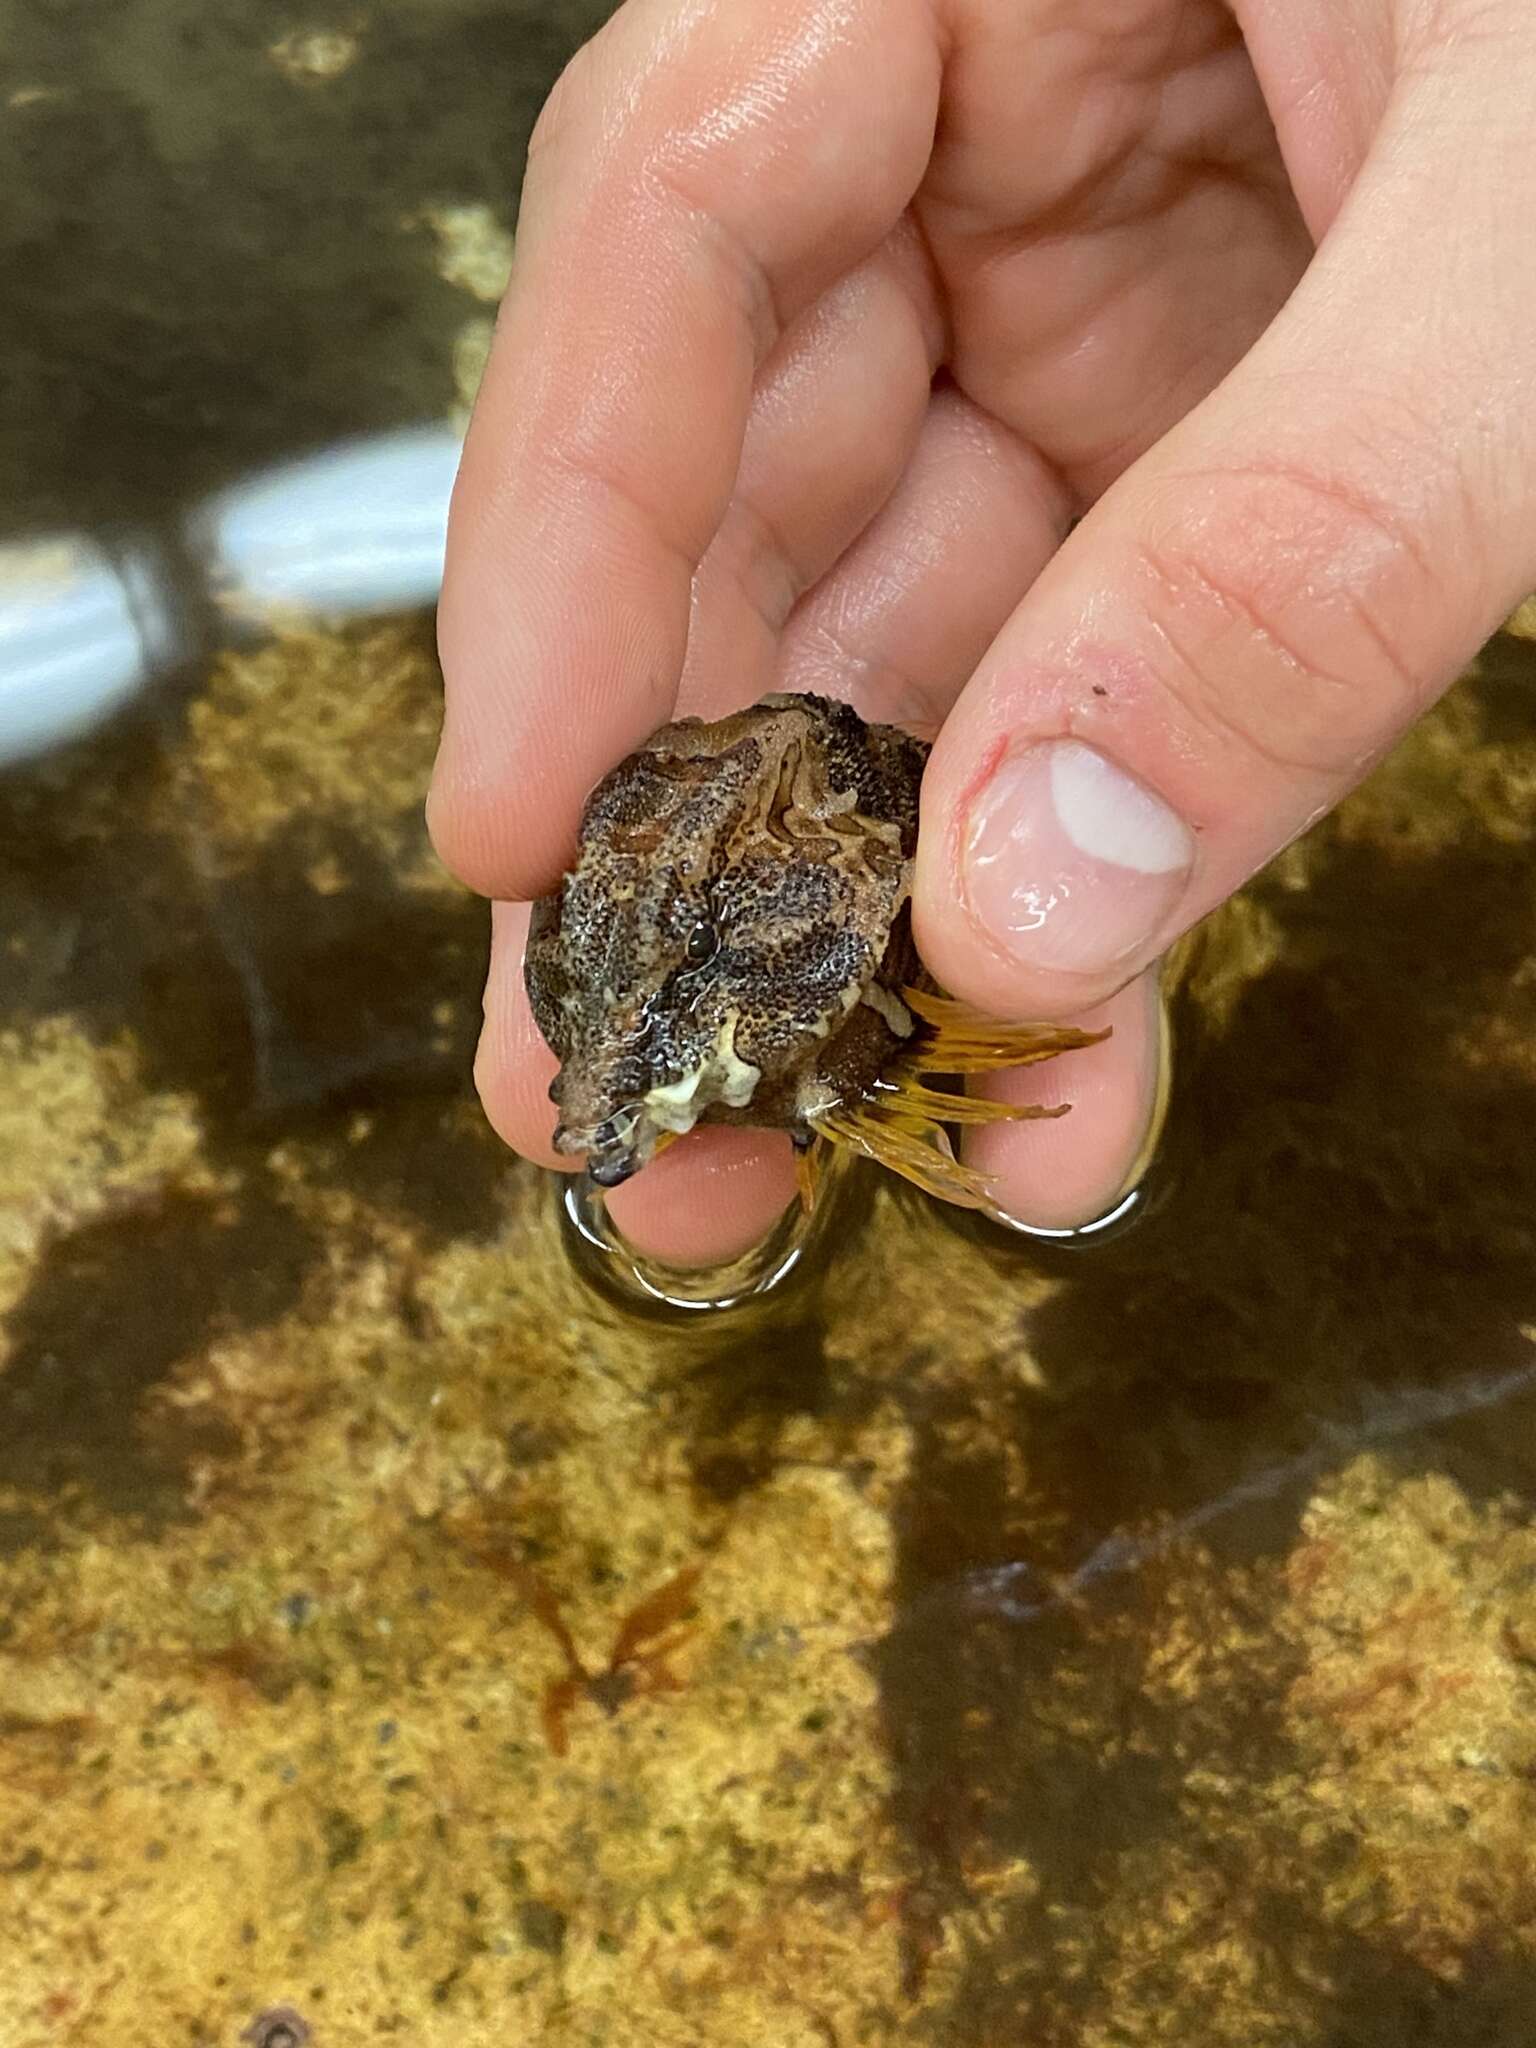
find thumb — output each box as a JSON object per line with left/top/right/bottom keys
{"left": 915, "top": 43, "right": 1536, "bottom": 1022}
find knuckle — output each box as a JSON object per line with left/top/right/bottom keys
{"left": 642, "top": 150, "right": 783, "bottom": 355}
{"left": 530, "top": 32, "right": 782, "bottom": 359}
{"left": 526, "top": 42, "right": 598, "bottom": 169}
{"left": 1136, "top": 457, "right": 1441, "bottom": 779}
{"left": 712, "top": 494, "right": 805, "bottom": 633}
{"left": 795, "top": 614, "right": 947, "bottom": 734}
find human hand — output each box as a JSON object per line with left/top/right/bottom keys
{"left": 429, "top": 0, "right": 1536, "bottom": 1266}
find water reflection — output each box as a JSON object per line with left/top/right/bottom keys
{"left": 194, "top": 424, "right": 461, "bottom": 619}
{"left": 0, "top": 533, "right": 177, "bottom": 766}
{"left": 559, "top": 1145, "right": 862, "bottom": 1315}
{"left": 0, "top": 424, "right": 461, "bottom": 765}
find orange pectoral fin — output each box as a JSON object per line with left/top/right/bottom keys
{"left": 811, "top": 1104, "right": 999, "bottom": 1211}
{"left": 901, "top": 987, "right": 1109, "bottom": 1074}
{"left": 794, "top": 1136, "right": 826, "bottom": 1216}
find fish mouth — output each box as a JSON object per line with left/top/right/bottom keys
{"left": 553, "top": 1017, "right": 762, "bottom": 1186}
{"left": 554, "top": 1104, "right": 651, "bottom": 1188}
{"left": 587, "top": 1146, "right": 640, "bottom": 1189}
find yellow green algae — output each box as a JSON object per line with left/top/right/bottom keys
{"left": 2, "top": 618, "right": 1536, "bottom": 2045}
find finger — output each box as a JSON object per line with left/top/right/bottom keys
{"left": 604, "top": 1129, "right": 798, "bottom": 1267}
{"left": 475, "top": 902, "right": 564, "bottom": 1170}
{"left": 776, "top": 384, "right": 1070, "bottom": 731}
{"left": 676, "top": 223, "right": 943, "bottom": 717}
{"left": 918, "top": 0, "right": 1310, "bottom": 497}
{"left": 963, "top": 970, "right": 1165, "bottom": 1232}
{"left": 430, "top": 0, "right": 943, "bottom": 902}
{"left": 916, "top": 51, "right": 1536, "bottom": 1023}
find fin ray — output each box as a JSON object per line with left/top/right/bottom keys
{"left": 812, "top": 1105, "right": 997, "bottom": 1210}
{"left": 899, "top": 988, "right": 1109, "bottom": 1073}
{"left": 794, "top": 1137, "right": 825, "bottom": 1216}
{"left": 870, "top": 1077, "right": 1070, "bottom": 1126}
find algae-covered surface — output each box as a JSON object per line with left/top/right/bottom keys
{"left": 5, "top": 3, "right": 1536, "bottom": 2044}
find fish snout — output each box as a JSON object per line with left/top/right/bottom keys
{"left": 553, "top": 1103, "right": 647, "bottom": 1187}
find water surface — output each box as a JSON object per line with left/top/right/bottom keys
{"left": 3, "top": 5, "right": 1536, "bottom": 2042}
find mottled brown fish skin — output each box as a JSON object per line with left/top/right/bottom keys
{"left": 524, "top": 694, "right": 928, "bottom": 1186}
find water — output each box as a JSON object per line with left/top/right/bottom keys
{"left": 3, "top": 5, "right": 1536, "bottom": 2043}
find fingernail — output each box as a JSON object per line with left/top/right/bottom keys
{"left": 963, "top": 740, "right": 1193, "bottom": 976}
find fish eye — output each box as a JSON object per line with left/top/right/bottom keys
{"left": 683, "top": 921, "right": 718, "bottom": 967}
